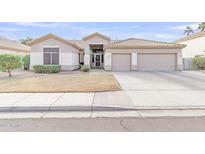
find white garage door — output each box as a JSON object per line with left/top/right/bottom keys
{"left": 112, "top": 53, "right": 131, "bottom": 71}
{"left": 138, "top": 53, "right": 176, "bottom": 71}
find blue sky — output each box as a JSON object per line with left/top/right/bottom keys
{"left": 0, "top": 22, "right": 199, "bottom": 42}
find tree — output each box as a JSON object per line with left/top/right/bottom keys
{"left": 18, "top": 36, "right": 33, "bottom": 45}
{"left": 184, "top": 26, "right": 194, "bottom": 36}
{"left": 198, "top": 22, "right": 205, "bottom": 32}
{"left": 22, "top": 55, "right": 30, "bottom": 70}
{"left": 0, "top": 54, "right": 22, "bottom": 77}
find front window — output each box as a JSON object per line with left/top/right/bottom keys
{"left": 43, "top": 48, "right": 59, "bottom": 65}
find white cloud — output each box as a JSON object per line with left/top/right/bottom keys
{"left": 0, "top": 27, "right": 27, "bottom": 40}
{"left": 0, "top": 27, "right": 26, "bottom": 32}
{"left": 169, "top": 23, "right": 199, "bottom": 30}
{"left": 14, "top": 22, "right": 60, "bottom": 28}
{"left": 0, "top": 33, "right": 19, "bottom": 40}
{"left": 67, "top": 24, "right": 140, "bottom": 36}
{"left": 0, "top": 23, "right": 184, "bottom": 42}
{"left": 154, "top": 33, "right": 178, "bottom": 40}
{"left": 7, "top": 22, "right": 141, "bottom": 39}
{"left": 124, "top": 32, "right": 180, "bottom": 41}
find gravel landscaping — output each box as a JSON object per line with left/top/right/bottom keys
{"left": 0, "top": 71, "right": 121, "bottom": 92}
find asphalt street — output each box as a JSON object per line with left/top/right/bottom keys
{"left": 1, "top": 117, "right": 205, "bottom": 132}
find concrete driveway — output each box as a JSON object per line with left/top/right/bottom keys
{"left": 114, "top": 71, "right": 205, "bottom": 91}
{"left": 114, "top": 71, "right": 205, "bottom": 108}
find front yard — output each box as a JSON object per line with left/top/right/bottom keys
{"left": 0, "top": 71, "right": 121, "bottom": 92}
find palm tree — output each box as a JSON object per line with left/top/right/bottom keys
{"left": 184, "top": 26, "right": 194, "bottom": 36}
{"left": 198, "top": 22, "right": 205, "bottom": 32}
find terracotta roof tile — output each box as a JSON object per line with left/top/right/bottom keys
{"left": 82, "top": 32, "right": 111, "bottom": 41}
{"left": 28, "top": 33, "right": 83, "bottom": 51}
{"left": 175, "top": 31, "right": 205, "bottom": 43}
{"left": 106, "top": 38, "right": 186, "bottom": 49}
{"left": 0, "top": 36, "right": 30, "bottom": 52}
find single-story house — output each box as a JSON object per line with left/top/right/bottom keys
{"left": 28, "top": 32, "right": 186, "bottom": 71}
{"left": 0, "top": 36, "right": 30, "bottom": 56}
{"left": 175, "top": 31, "right": 205, "bottom": 69}
{"left": 175, "top": 32, "right": 205, "bottom": 58}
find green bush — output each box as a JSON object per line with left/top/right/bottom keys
{"left": 192, "top": 57, "right": 205, "bottom": 69}
{"left": 33, "top": 65, "right": 61, "bottom": 73}
{"left": 0, "top": 65, "right": 3, "bottom": 71}
{"left": 80, "top": 65, "right": 90, "bottom": 72}
{"left": 22, "top": 55, "right": 30, "bottom": 70}
{"left": 0, "top": 54, "right": 22, "bottom": 77}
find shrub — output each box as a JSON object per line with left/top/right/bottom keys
{"left": 33, "top": 65, "right": 61, "bottom": 73}
{"left": 80, "top": 65, "right": 90, "bottom": 72}
{"left": 0, "top": 54, "right": 22, "bottom": 77}
{"left": 0, "top": 65, "right": 3, "bottom": 71}
{"left": 192, "top": 57, "right": 205, "bottom": 69}
{"left": 22, "top": 55, "right": 30, "bottom": 70}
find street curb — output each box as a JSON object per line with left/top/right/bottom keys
{"left": 1, "top": 105, "right": 205, "bottom": 112}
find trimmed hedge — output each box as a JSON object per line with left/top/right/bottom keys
{"left": 33, "top": 65, "right": 61, "bottom": 73}
{"left": 192, "top": 57, "right": 205, "bottom": 70}
{"left": 22, "top": 55, "right": 30, "bottom": 70}
{"left": 80, "top": 65, "right": 90, "bottom": 72}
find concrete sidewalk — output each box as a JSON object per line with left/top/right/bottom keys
{"left": 0, "top": 93, "right": 94, "bottom": 111}
{"left": 1, "top": 90, "right": 205, "bottom": 112}
{"left": 0, "top": 110, "right": 205, "bottom": 119}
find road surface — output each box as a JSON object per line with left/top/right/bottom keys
{"left": 0, "top": 117, "right": 205, "bottom": 131}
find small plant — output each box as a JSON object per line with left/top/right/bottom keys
{"left": 192, "top": 57, "right": 205, "bottom": 69}
{"left": 0, "top": 54, "right": 22, "bottom": 77}
{"left": 80, "top": 65, "right": 90, "bottom": 72}
{"left": 33, "top": 65, "right": 61, "bottom": 73}
{"left": 22, "top": 55, "right": 30, "bottom": 70}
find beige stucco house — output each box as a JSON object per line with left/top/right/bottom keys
{"left": 175, "top": 32, "right": 205, "bottom": 58}
{"left": 29, "top": 32, "right": 185, "bottom": 71}
{"left": 0, "top": 36, "right": 30, "bottom": 56}
{"left": 175, "top": 31, "right": 205, "bottom": 69}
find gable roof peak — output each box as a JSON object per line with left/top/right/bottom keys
{"left": 82, "top": 32, "right": 111, "bottom": 41}
{"left": 28, "top": 33, "right": 83, "bottom": 51}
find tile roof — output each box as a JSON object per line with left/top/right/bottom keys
{"left": 175, "top": 31, "right": 205, "bottom": 43}
{"left": 28, "top": 33, "right": 83, "bottom": 51}
{"left": 0, "top": 36, "right": 30, "bottom": 52}
{"left": 70, "top": 39, "right": 121, "bottom": 49}
{"left": 69, "top": 40, "right": 87, "bottom": 49}
{"left": 106, "top": 38, "right": 186, "bottom": 49}
{"left": 82, "top": 32, "right": 111, "bottom": 41}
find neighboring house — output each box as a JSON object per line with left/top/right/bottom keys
{"left": 175, "top": 31, "right": 205, "bottom": 69}
{"left": 0, "top": 36, "right": 30, "bottom": 56}
{"left": 175, "top": 32, "right": 205, "bottom": 58}
{"left": 28, "top": 32, "right": 185, "bottom": 71}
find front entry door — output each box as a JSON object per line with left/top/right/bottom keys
{"left": 94, "top": 53, "right": 102, "bottom": 68}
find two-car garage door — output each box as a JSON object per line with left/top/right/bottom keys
{"left": 138, "top": 53, "right": 176, "bottom": 71}
{"left": 111, "top": 53, "right": 176, "bottom": 71}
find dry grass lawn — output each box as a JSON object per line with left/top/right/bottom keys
{"left": 0, "top": 73, "right": 121, "bottom": 92}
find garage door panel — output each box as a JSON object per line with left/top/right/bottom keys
{"left": 112, "top": 54, "right": 131, "bottom": 71}
{"left": 138, "top": 54, "right": 176, "bottom": 71}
